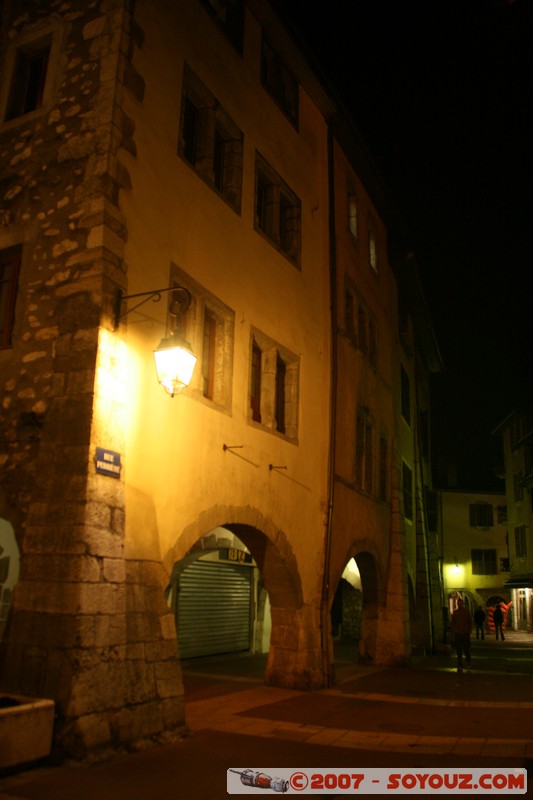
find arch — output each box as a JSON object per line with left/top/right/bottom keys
{"left": 0, "top": 518, "right": 20, "bottom": 641}
{"left": 164, "top": 505, "right": 303, "bottom": 610}
{"left": 330, "top": 548, "right": 383, "bottom": 665}
{"left": 163, "top": 506, "right": 324, "bottom": 689}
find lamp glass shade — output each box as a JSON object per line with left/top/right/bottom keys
{"left": 153, "top": 333, "right": 197, "bottom": 397}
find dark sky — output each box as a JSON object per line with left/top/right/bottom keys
{"left": 275, "top": 0, "right": 533, "bottom": 490}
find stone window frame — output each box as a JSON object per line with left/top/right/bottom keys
{"left": 515, "top": 525, "right": 527, "bottom": 559}
{"left": 0, "top": 245, "right": 22, "bottom": 349}
{"left": 249, "top": 326, "right": 299, "bottom": 443}
{"left": 343, "top": 276, "right": 377, "bottom": 369}
{"left": 471, "top": 548, "right": 498, "bottom": 575}
{"left": 0, "top": 16, "right": 66, "bottom": 130}
{"left": 469, "top": 502, "right": 494, "bottom": 529}
{"left": 368, "top": 214, "right": 378, "bottom": 273}
{"left": 254, "top": 152, "right": 301, "bottom": 268}
{"left": 169, "top": 264, "right": 234, "bottom": 413}
{"left": 178, "top": 64, "right": 243, "bottom": 214}
{"left": 354, "top": 406, "right": 374, "bottom": 495}
{"left": 347, "top": 179, "right": 358, "bottom": 241}
{"left": 200, "top": 0, "right": 245, "bottom": 53}
{"left": 260, "top": 35, "right": 299, "bottom": 127}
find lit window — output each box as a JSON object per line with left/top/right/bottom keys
{"left": 368, "top": 216, "right": 377, "bottom": 272}
{"left": 261, "top": 37, "right": 298, "bottom": 126}
{"left": 347, "top": 184, "right": 358, "bottom": 239}
{"left": 0, "top": 246, "right": 21, "bottom": 349}
{"left": 249, "top": 328, "right": 298, "bottom": 441}
{"left": 179, "top": 65, "right": 243, "bottom": 213}
{"left": 255, "top": 154, "right": 301, "bottom": 266}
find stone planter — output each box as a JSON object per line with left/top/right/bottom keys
{"left": 0, "top": 695, "right": 55, "bottom": 769}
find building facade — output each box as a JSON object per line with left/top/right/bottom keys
{"left": 494, "top": 407, "right": 533, "bottom": 632}
{"left": 0, "top": 0, "right": 442, "bottom": 757}
{"left": 439, "top": 489, "right": 509, "bottom": 633}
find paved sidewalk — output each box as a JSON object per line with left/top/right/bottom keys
{"left": 0, "top": 632, "right": 530, "bottom": 799}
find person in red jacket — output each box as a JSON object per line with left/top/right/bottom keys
{"left": 450, "top": 598, "right": 472, "bottom": 673}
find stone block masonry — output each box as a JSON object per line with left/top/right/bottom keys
{"left": 0, "top": 1, "right": 185, "bottom": 757}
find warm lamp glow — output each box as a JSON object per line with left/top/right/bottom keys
{"left": 153, "top": 331, "right": 197, "bottom": 397}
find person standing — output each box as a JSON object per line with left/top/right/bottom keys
{"left": 450, "top": 598, "right": 472, "bottom": 673}
{"left": 474, "top": 605, "right": 486, "bottom": 640}
{"left": 493, "top": 603, "right": 505, "bottom": 640}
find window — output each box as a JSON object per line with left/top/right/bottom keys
{"left": 169, "top": 265, "right": 234, "bottom": 410}
{"left": 261, "top": 37, "right": 298, "bottom": 125}
{"left": 355, "top": 408, "right": 373, "bottom": 494}
{"left": 358, "top": 303, "right": 367, "bottom": 355}
{"left": 251, "top": 339, "right": 262, "bottom": 423}
{"left": 496, "top": 505, "right": 507, "bottom": 524}
{"left": 0, "top": 246, "right": 21, "bottom": 349}
{"left": 345, "top": 288, "right": 356, "bottom": 342}
{"left": 515, "top": 525, "right": 527, "bottom": 559}
{"left": 472, "top": 549, "right": 496, "bottom": 574}
{"left": 275, "top": 352, "right": 286, "bottom": 434}
{"left": 344, "top": 278, "right": 377, "bottom": 368}
{"left": 202, "top": 308, "right": 216, "bottom": 400}
{"left": 368, "top": 216, "right": 377, "bottom": 272}
{"left": 469, "top": 503, "right": 493, "bottom": 528}
{"left": 179, "top": 65, "right": 243, "bottom": 212}
{"left": 249, "top": 328, "right": 299, "bottom": 441}
{"left": 400, "top": 365, "right": 411, "bottom": 425}
{"left": 471, "top": 549, "right": 497, "bottom": 575}
{"left": 402, "top": 462, "right": 413, "bottom": 521}
{"left": 201, "top": 0, "right": 245, "bottom": 51}
{"left": 347, "top": 183, "right": 358, "bottom": 239}
{"left": 255, "top": 154, "right": 301, "bottom": 265}
{"left": 0, "top": 18, "right": 66, "bottom": 127}
{"left": 5, "top": 40, "right": 50, "bottom": 121}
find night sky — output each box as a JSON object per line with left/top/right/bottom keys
{"left": 275, "top": 0, "right": 533, "bottom": 490}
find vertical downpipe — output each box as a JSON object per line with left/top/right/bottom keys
{"left": 320, "top": 121, "right": 338, "bottom": 687}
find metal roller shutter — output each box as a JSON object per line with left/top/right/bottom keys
{"left": 177, "top": 559, "right": 252, "bottom": 659}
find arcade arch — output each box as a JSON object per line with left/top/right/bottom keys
{"left": 0, "top": 519, "right": 20, "bottom": 642}
{"left": 164, "top": 510, "right": 323, "bottom": 689}
{"left": 330, "top": 550, "right": 381, "bottom": 663}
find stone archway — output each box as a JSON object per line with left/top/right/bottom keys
{"left": 164, "top": 507, "right": 324, "bottom": 690}
{"left": 330, "top": 549, "right": 382, "bottom": 666}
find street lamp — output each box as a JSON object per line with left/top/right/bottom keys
{"left": 113, "top": 285, "right": 197, "bottom": 397}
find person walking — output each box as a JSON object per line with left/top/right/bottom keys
{"left": 493, "top": 603, "right": 505, "bottom": 640}
{"left": 451, "top": 598, "right": 472, "bottom": 673}
{"left": 474, "top": 605, "right": 486, "bottom": 640}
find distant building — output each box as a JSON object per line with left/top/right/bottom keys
{"left": 493, "top": 407, "right": 533, "bottom": 632}
{"left": 439, "top": 489, "right": 509, "bottom": 633}
{"left": 0, "top": 0, "right": 442, "bottom": 757}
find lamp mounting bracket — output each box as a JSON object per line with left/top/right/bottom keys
{"left": 113, "top": 285, "right": 191, "bottom": 331}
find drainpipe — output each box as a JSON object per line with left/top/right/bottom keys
{"left": 320, "top": 120, "right": 338, "bottom": 688}
{"left": 414, "top": 365, "right": 436, "bottom": 655}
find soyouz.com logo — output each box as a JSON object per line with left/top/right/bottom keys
{"left": 227, "top": 767, "right": 527, "bottom": 794}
